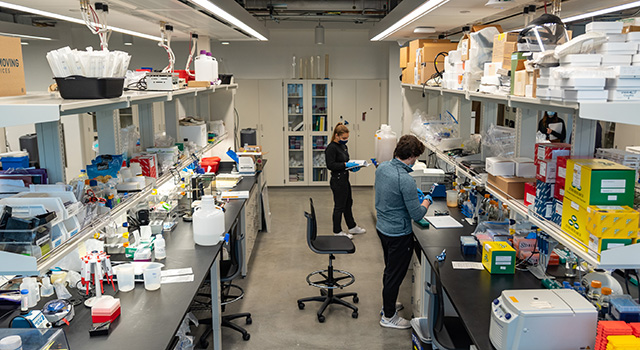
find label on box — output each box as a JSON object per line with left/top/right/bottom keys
{"left": 602, "top": 179, "right": 626, "bottom": 188}
{"left": 558, "top": 167, "right": 567, "bottom": 179}
{"left": 526, "top": 193, "right": 535, "bottom": 204}
{"left": 571, "top": 201, "right": 580, "bottom": 211}
{"left": 496, "top": 256, "right": 512, "bottom": 265}
{"left": 608, "top": 195, "right": 618, "bottom": 201}
{"left": 572, "top": 164, "right": 582, "bottom": 189}
{"left": 602, "top": 188, "right": 625, "bottom": 194}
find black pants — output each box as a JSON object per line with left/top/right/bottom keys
{"left": 377, "top": 230, "right": 414, "bottom": 318}
{"left": 330, "top": 172, "right": 356, "bottom": 233}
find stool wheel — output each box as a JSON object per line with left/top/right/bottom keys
{"left": 353, "top": 296, "right": 359, "bottom": 303}
{"left": 243, "top": 333, "right": 251, "bottom": 341}
{"left": 298, "top": 302, "right": 305, "bottom": 310}
{"left": 317, "top": 314, "right": 325, "bottom": 323}
{"left": 246, "top": 316, "right": 252, "bottom": 325}
{"left": 352, "top": 311, "right": 358, "bottom": 319}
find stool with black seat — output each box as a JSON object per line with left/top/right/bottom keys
{"left": 198, "top": 218, "right": 252, "bottom": 347}
{"left": 297, "top": 198, "right": 359, "bottom": 323}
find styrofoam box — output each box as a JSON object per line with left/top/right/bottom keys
{"left": 627, "top": 32, "right": 640, "bottom": 42}
{"left": 608, "top": 89, "right": 640, "bottom": 101}
{"left": 485, "top": 157, "right": 515, "bottom": 177}
{"left": 560, "top": 77, "right": 606, "bottom": 90}
{"left": 559, "top": 54, "right": 602, "bottom": 66}
{"left": 563, "top": 89, "right": 608, "bottom": 102}
{"left": 607, "top": 34, "right": 627, "bottom": 42}
{"left": 538, "top": 67, "right": 556, "bottom": 77}
{"left": 537, "top": 88, "right": 563, "bottom": 100}
{"left": 602, "top": 54, "right": 633, "bottom": 66}
{"left": 513, "top": 157, "right": 536, "bottom": 178}
{"left": 606, "top": 78, "right": 640, "bottom": 89}
{"left": 586, "top": 21, "right": 624, "bottom": 34}
{"left": 481, "top": 75, "right": 500, "bottom": 86}
{"left": 596, "top": 42, "right": 638, "bottom": 55}
{"left": 616, "top": 66, "right": 640, "bottom": 78}
{"left": 537, "top": 77, "right": 550, "bottom": 87}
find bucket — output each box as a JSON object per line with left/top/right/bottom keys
{"left": 446, "top": 190, "right": 458, "bottom": 207}
{"left": 143, "top": 262, "right": 163, "bottom": 291}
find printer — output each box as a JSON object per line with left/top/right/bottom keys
{"left": 489, "top": 289, "right": 597, "bottom": 350}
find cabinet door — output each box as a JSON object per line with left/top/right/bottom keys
{"left": 309, "top": 81, "right": 331, "bottom": 185}
{"left": 235, "top": 79, "right": 261, "bottom": 132}
{"left": 331, "top": 80, "right": 357, "bottom": 156}
{"left": 284, "top": 81, "right": 307, "bottom": 185}
{"left": 353, "top": 80, "right": 382, "bottom": 186}
{"left": 258, "top": 80, "right": 285, "bottom": 187}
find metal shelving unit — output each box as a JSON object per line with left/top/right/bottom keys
{"left": 405, "top": 83, "right": 640, "bottom": 270}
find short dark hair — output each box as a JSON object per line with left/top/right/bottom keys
{"left": 393, "top": 135, "right": 425, "bottom": 160}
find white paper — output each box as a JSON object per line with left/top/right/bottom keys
{"left": 452, "top": 262, "right": 485, "bottom": 270}
{"left": 346, "top": 160, "right": 370, "bottom": 170}
{"left": 161, "top": 274, "right": 195, "bottom": 284}
{"left": 221, "top": 190, "right": 250, "bottom": 199}
{"left": 425, "top": 215, "right": 463, "bottom": 228}
{"left": 161, "top": 268, "right": 193, "bottom": 277}
{"left": 547, "top": 122, "right": 563, "bottom": 140}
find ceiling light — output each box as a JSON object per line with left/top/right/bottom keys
{"left": 186, "top": 0, "right": 268, "bottom": 41}
{"left": 562, "top": 1, "right": 640, "bottom": 23}
{"left": 413, "top": 26, "right": 436, "bottom": 34}
{"left": 371, "top": 0, "right": 450, "bottom": 41}
{"left": 485, "top": 0, "right": 517, "bottom": 9}
{"left": 122, "top": 34, "right": 133, "bottom": 46}
{"left": 0, "top": 32, "right": 52, "bottom": 41}
{"left": 20, "top": 42, "right": 28, "bottom": 45}
{"left": 221, "top": 41, "right": 230, "bottom": 45}
{"left": 0, "top": 1, "right": 162, "bottom": 42}
{"left": 315, "top": 22, "right": 325, "bottom": 45}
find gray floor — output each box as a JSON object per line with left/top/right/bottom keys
{"left": 214, "top": 187, "right": 414, "bottom": 350}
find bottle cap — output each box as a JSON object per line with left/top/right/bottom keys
{"left": 591, "top": 280, "right": 602, "bottom": 288}
{"left": 484, "top": 194, "right": 490, "bottom": 198}
{"left": 20, "top": 289, "right": 28, "bottom": 295}
{"left": 200, "top": 50, "right": 207, "bottom": 54}
{"left": 601, "top": 287, "right": 612, "bottom": 295}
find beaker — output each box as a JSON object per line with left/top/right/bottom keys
{"left": 143, "top": 262, "right": 163, "bottom": 291}
{"left": 115, "top": 264, "right": 135, "bottom": 292}
{"left": 446, "top": 190, "right": 458, "bottom": 207}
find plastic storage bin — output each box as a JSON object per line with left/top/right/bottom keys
{"left": 1, "top": 156, "right": 29, "bottom": 169}
{"left": 0, "top": 223, "right": 52, "bottom": 258}
{"left": 54, "top": 76, "right": 125, "bottom": 99}
{"left": 610, "top": 295, "right": 640, "bottom": 322}
{"left": 0, "top": 328, "right": 69, "bottom": 350}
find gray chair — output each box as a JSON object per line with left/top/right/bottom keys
{"left": 297, "top": 198, "right": 359, "bottom": 322}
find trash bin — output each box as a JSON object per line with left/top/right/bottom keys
{"left": 411, "top": 317, "right": 432, "bottom": 350}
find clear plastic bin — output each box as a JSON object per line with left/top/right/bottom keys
{"left": 610, "top": 295, "right": 640, "bottom": 322}
{"left": 0, "top": 328, "right": 69, "bottom": 350}
{"left": 0, "top": 223, "right": 52, "bottom": 258}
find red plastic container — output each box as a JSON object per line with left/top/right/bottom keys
{"left": 174, "top": 70, "right": 195, "bottom": 82}
{"left": 201, "top": 157, "right": 221, "bottom": 173}
{"left": 91, "top": 296, "right": 121, "bottom": 323}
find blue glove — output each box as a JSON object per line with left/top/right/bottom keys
{"left": 425, "top": 194, "right": 433, "bottom": 205}
{"left": 350, "top": 167, "right": 360, "bottom": 172}
{"left": 417, "top": 188, "right": 425, "bottom": 204}
{"left": 346, "top": 162, "right": 358, "bottom": 169}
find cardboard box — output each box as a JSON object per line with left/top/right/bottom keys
{"left": 524, "top": 182, "right": 536, "bottom": 206}
{"left": 460, "top": 37, "right": 470, "bottom": 61}
{"left": 486, "top": 157, "right": 515, "bottom": 176}
{"left": 409, "top": 39, "right": 452, "bottom": 63}
{"left": 517, "top": 250, "right": 560, "bottom": 265}
{"left": 130, "top": 154, "right": 158, "bottom": 178}
{"left": 0, "top": 36, "right": 26, "bottom": 97}
{"left": 552, "top": 199, "right": 563, "bottom": 226}
{"left": 557, "top": 156, "right": 569, "bottom": 181}
{"left": 587, "top": 205, "right": 639, "bottom": 238}
{"left": 402, "top": 64, "right": 414, "bottom": 84}
{"left": 588, "top": 236, "right": 633, "bottom": 256}
{"left": 535, "top": 143, "right": 571, "bottom": 163}
{"left": 492, "top": 39, "right": 518, "bottom": 65}
{"left": 623, "top": 25, "right": 640, "bottom": 34}
{"left": 513, "top": 235, "right": 536, "bottom": 253}
{"left": 187, "top": 81, "right": 211, "bottom": 88}
{"left": 421, "top": 42, "right": 458, "bottom": 76}
{"left": 565, "top": 159, "right": 636, "bottom": 207}
{"left": 534, "top": 198, "right": 554, "bottom": 219}
{"left": 513, "top": 70, "right": 528, "bottom": 96}
{"left": 488, "top": 174, "right": 536, "bottom": 200}
{"left": 472, "top": 24, "right": 503, "bottom": 33}
{"left": 536, "top": 180, "right": 555, "bottom": 202}
{"left": 482, "top": 241, "right": 515, "bottom": 274}
{"left": 510, "top": 52, "right": 528, "bottom": 95}
{"left": 537, "top": 159, "right": 557, "bottom": 183}
{"left": 555, "top": 177, "right": 565, "bottom": 201}
{"left": 562, "top": 197, "right": 589, "bottom": 246}
{"left": 513, "top": 157, "right": 536, "bottom": 178}
{"left": 494, "top": 32, "right": 519, "bottom": 43}
{"left": 400, "top": 46, "right": 409, "bottom": 68}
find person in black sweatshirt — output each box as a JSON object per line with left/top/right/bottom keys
{"left": 325, "top": 123, "right": 366, "bottom": 239}
{"left": 538, "top": 111, "right": 567, "bottom": 143}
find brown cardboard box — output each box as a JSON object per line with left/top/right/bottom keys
{"left": 492, "top": 41, "right": 518, "bottom": 64}
{"left": 514, "top": 70, "right": 528, "bottom": 97}
{"left": 623, "top": 25, "right": 640, "bottom": 33}
{"left": 409, "top": 39, "right": 451, "bottom": 63}
{"left": 472, "top": 24, "right": 503, "bottom": 33}
{"left": 494, "top": 32, "right": 519, "bottom": 43}
{"left": 488, "top": 174, "right": 536, "bottom": 200}
{"left": 188, "top": 81, "right": 211, "bottom": 88}
{"left": 402, "top": 63, "right": 415, "bottom": 84}
{"left": 0, "top": 36, "right": 26, "bottom": 97}
{"left": 400, "top": 46, "right": 409, "bottom": 68}
{"left": 422, "top": 42, "right": 458, "bottom": 66}
{"left": 460, "top": 36, "right": 470, "bottom": 61}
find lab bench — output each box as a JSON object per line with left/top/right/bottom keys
{"left": 0, "top": 174, "right": 261, "bottom": 350}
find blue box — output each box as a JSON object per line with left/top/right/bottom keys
{"left": 551, "top": 199, "right": 562, "bottom": 226}
{"left": 1, "top": 156, "right": 29, "bottom": 169}
{"left": 535, "top": 180, "right": 555, "bottom": 202}
{"left": 610, "top": 295, "right": 640, "bottom": 322}
{"left": 534, "top": 198, "right": 554, "bottom": 219}
{"left": 460, "top": 236, "right": 477, "bottom": 255}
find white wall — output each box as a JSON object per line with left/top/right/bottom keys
{"left": 211, "top": 29, "right": 391, "bottom": 80}
{"left": 387, "top": 44, "right": 402, "bottom": 134}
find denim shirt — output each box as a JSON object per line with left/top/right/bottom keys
{"left": 375, "top": 159, "right": 427, "bottom": 237}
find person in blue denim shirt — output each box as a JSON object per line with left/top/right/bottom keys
{"left": 375, "top": 134, "right": 432, "bottom": 329}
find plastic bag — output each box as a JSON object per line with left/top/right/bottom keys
{"left": 481, "top": 124, "right": 515, "bottom": 158}
{"left": 411, "top": 109, "right": 428, "bottom": 140}
{"left": 87, "top": 155, "right": 123, "bottom": 179}
{"left": 554, "top": 32, "right": 607, "bottom": 58}
{"left": 173, "top": 312, "right": 199, "bottom": 350}
{"left": 155, "top": 133, "right": 175, "bottom": 148}
{"left": 473, "top": 220, "right": 510, "bottom": 238}
{"left": 120, "top": 125, "right": 141, "bottom": 160}
{"left": 464, "top": 27, "right": 500, "bottom": 91}
{"left": 536, "top": 131, "right": 549, "bottom": 144}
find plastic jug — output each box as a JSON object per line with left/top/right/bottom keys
{"left": 193, "top": 195, "right": 225, "bottom": 246}
{"left": 375, "top": 124, "right": 397, "bottom": 164}
{"left": 195, "top": 50, "right": 212, "bottom": 82}
{"left": 206, "top": 52, "right": 219, "bottom": 83}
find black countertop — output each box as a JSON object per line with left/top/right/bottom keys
{"left": 1, "top": 175, "right": 256, "bottom": 350}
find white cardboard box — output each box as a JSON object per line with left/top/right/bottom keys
{"left": 586, "top": 21, "right": 624, "bottom": 34}
{"left": 513, "top": 157, "right": 536, "bottom": 178}
{"left": 486, "top": 157, "right": 515, "bottom": 177}
{"left": 559, "top": 54, "right": 602, "bottom": 66}
{"left": 608, "top": 89, "right": 640, "bottom": 101}
{"left": 563, "top": 89, "right": 608, "bottom": 102}
{"left": 597, "top": 42, "right": 638, "bottom": 55}
{"left": 627, "top": 32, "right": 640, "bottom": 42}
{"left": 602, "top": 54, "right": 632, "bottom": 66}
{"left": 179, "top": 124, "right": 208, "bottom": 148}
{"left": 560, "top": 77, "right": 606, "bottom": 90}
{"left": 606, "top": 78, "right": 640, "bottom": 89}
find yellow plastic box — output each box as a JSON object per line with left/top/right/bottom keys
{"left": 482, "top": 241, "right": 515, "bottom": 274}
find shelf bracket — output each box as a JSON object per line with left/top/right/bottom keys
{"left": 164, "top": 99, "right": 179, "bottom": 142}
{"left": 572, "top": 113, "right": 596, "bottom": 157}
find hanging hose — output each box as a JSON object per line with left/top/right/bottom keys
{"left": 185, "top": 33, "right": 198, "bottom": 77}
{"left": 158, "top": 23, "right": 176, "bottom": 73}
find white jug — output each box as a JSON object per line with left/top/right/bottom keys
{"left": 375, "top": 124, "right": 397, "bottom": 164}
{"left": 195, "top": 50, "right": 213, "bottom": 82}
{"left": 207, "top": 52, "right": 219, "bottom": 83}
{"left": 193, "top": 195, "right": 225, "bottom": 246}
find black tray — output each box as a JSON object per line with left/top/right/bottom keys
{"left": 55, "top": 75, "right": 125, "bottom": 99}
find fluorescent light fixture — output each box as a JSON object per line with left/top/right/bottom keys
{"left": 186, "top": 0, "right": 268, "bottom": 41}
{"left": 122, "top": 34, "right": 133, "bottom": 46}
{"left": 562, "top": 1, "right": 640, "bottom": 23}
{"left": 0, "top": 32, "right": 52, "bottom": 41}
{"left": 0, "top": 1, "right": 162, "bottom": 42}
{"left": 371, "top": 0, "right": 449, "bottom": 41}
{"left": 20, "top": 42, "right": 28, "bottom": 45}
{"left": 413, "top": 26, "right": 436, "bottom": 34}
{"left": 221, "top": 41, "right": 230, "bottom": 45}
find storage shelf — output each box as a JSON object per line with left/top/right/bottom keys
{"left": 35, "top": 134, "right": 227, "bottom": 274}
{"left": 312, "top": 96, "right": 327, "bottom": 98}
{"left": 288, "top": 113, "right": 303, "bottom": 116}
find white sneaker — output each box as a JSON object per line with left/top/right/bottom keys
{"left": 348, "top": 226, "right": 366, "bottom": 234}
{"left": 334, "top": 231, "right": 353, "bottom": 239}
{"left": 380, "top": 312, "right": 411, "bottom": 329}
{"left": 380, "top": 302, "right": 404, "bottom": 316}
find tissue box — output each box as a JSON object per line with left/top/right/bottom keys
{"left": 537, "top": 159, "right": 557, "bottom": 183}
{"left": 586, "top": 205, "right": 639, "bottom": 238}
{"left": 486, "top": 157, "right": 515, "bottom": 176}
{"left": 513, "top": 157, "right": 536, "bottom": 178}
{"left": 524, "top": 182, "right": 536, "bottom": 206}
{"left": 535, "top": 143, "right": 571, "bottom": 163}
{"left": 536, "top": 180, "right": 555, "bottom": 202}
{"left": 534, "top": 198, "right": 554, "bottom": 220}
{"left": 565, "top": 159, "right": 636, "bottom": 207}
{"left": 482, "top": 241, "right": 515, "bottom": 274}
{"left": 551, "top": 199, "right": 563, "bottom": 226}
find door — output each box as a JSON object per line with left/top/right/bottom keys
{"left": 309, "top": 81, "right": 331, "bottom": 185}
{"left": 353, "top": 80, "right": 382, "bottom": 186}
{"left": 258, "top": 80, "right": 284, "bottom": 187}
{"left": 284, "top": 81, "right": 306, "bottom": 185}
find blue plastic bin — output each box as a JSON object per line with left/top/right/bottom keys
{"left": 1, "top": 156, "right": 29, "bottom": 169}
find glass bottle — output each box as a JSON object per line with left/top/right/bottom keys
{"left": 599, "top": 287, "right": 612, "bottom": 316}
{"left": 458, "top": 189, "right": 468, "bottom": 208}
{"left": 587, "top": 280, "right": 602, "bottom": 302}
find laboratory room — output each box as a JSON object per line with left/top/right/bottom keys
{"left": 3, "top": 1, "right": 640, "bottom": 350}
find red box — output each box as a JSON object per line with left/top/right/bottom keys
{"left": 200, "top": 156, "right": 221, "bottom": 173}
{"left": 535, "top": 143, "right": 571, "bottom": 164}
{"left": 130, "top": 154, "right": 158, "bottom": 178}
{"left": 555, "top": 177, "right": 565, "bottom": 201}
{"left": 556, "top": 156, "right": 569, "bottom": 181}
{"left": 536, "top": 159, "right": 557, "bottom": 183}
{"left": 524, "top": 182, "right": 536, "bottom": 206}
